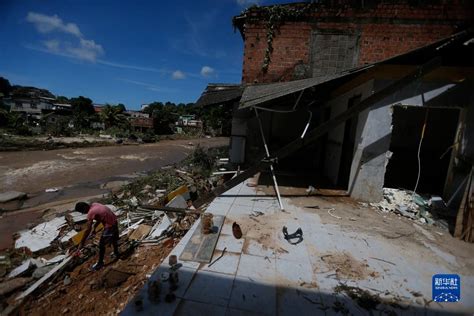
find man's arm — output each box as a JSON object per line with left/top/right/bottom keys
{"left": 79, "top": 219, "right": 94, "bottom": 249}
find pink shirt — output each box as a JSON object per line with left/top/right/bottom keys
{"left": 87, "top": 203, "right": 117, "bottom": 228}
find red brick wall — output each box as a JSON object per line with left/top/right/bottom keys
{"left": 240, "top": 3, "right": 473, "bottom": 83}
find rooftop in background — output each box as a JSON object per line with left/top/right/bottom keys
{"left": 195, "top": 84, "right": 244, "bottom": 107}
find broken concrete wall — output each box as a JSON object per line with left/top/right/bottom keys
{"left": 324, "top": 81, "right": 373, "bottom": 185}
{"left": 349, "top": 79, "right": 469, "bottom": 202}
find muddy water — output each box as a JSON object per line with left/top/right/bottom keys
{"left": 0, "top": 137, "right": 228, "bottom": 249}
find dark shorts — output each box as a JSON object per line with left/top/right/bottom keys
{"left": 100, "top": 224, "right": 119, "bottom": 245}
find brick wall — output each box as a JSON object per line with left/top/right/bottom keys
{"left": 240, "top": 2, "right": 473, "bottom": 83}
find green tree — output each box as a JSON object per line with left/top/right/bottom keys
{"left": 56, "top": 96, "right": 70, "bottom": 104}
{"left": 70, "top": 96, "right": 95, "bottom": 129}
{"left": 0, "top": 77, "right": 12, "bottom": 96}
{"left": 100, "top": 104, "right": 127, "bottom": 129}
{"left": 115, "top": 103, "right": 126, "bottom": 113}
{"left": 70, "top": 96, "right": 94, "bottom": 114}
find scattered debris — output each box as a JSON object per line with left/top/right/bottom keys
{"left": 0, "top": 277, "right": 34, "bottom": 296}
{"left": 321, "top": 252, "right": 379, "bottom": 280}
{"left": 0, "top": 146, "right": 232, "bottom": 314}
{"left": 282, "top": 226, "right": 303, "bottom": 245}
{"left": 45, "top": 188, "right": 60, "bottom": 193}
{"left": 373, "top": 188, "right": 450, "bottom": 228}
{"left": 232, "top": 222, "right": 242, "bottom": 239}
{"left": 327, "top": 208, "right": 342, "bottom": 220}
{"left": 128, "top": 224, "right": 152, "bottom": 241}
{"left": 0, "top": 191, "right": 27, "bottom": 203}
{"left": 15, "top": 217, "right": 67, "bottom": 252}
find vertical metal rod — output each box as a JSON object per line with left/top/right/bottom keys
{"left": 254, "top": 108, "right": 284, "bottom": 211}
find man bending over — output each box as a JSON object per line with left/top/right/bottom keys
{"left": 75, "top": 202, "right": 120, "bottom": 271}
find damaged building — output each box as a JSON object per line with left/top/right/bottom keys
{"left": 198, "top": 1, "right": 474, "bottom": 211}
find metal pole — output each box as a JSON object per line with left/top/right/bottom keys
{"left": 254, "top": 108, "right": 284, "bottom": 211}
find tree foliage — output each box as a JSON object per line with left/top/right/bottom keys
{"left": 0, "top": 77, "right": 12, "bottom": 96}
{"left": 70, "top": 96, "right": 94, "bottom": 129}
{"left": 100, "top": 104, "right": 128, "bottom": 129}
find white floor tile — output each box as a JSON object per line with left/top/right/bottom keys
{"left": 183, "top": 270, "right": 234, "bottom": 306}
{"left": 202, "top": 251, "right": 240, "bottom": 275}
{"left": 175, "top": 300, "right": 227, "bottom": 316}
{"left": 228, "top": 204, "right": 254, "bottom": 217}
{"left": 236, "top": 253, "right": 275, "bottom": 281}
{"left": 216, "top": 234, "right": 244, "bottom": 253}
{"left": 242, "top": 238, "right": 276, "bottom": 258}
{"left": 228, "top": 276, "right": 276, "bottom": 315}
{"left": 275, "top": 258, "right": 314, "bottom": 286}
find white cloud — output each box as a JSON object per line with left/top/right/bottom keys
{"left": 43, "top": 39, "right": 60, "bottom": 52}
{"left": 118, "top": 78, "right": 176, "bottom": 93}
{"left": 26, "top": 12, "right": 103, "bottom": 62}
{"left": 200, "top": 66, "right": 215, "bottom": 77}
{"left": 236, "top": 0, "right": 261, "bottom": 6}
{"left": 171, "top": 70, "right": 186, "bottom": 80}
{"left": 66, "top": 38, "right": 104, "bottom": 62}
{"left": 26, "top": 12, "right": 82, "bottom": 37}
{"left": 97, "top": 60, "right": 165, "bottom": 73}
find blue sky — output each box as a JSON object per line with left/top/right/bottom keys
{"left": 0, "top": 0, "right": 298, "bottom": 110}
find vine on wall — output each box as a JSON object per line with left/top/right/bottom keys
{"left": 237, "top": 4, "right": 315, "bottom": 72}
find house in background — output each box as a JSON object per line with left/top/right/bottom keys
{"left": 196, "top": 1, "right": 473, "bottom": 210}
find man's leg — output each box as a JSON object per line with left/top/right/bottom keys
{"left": 91, "top": 233, "right": 106, "bottom": 270}
{"left": 98, "top": 234, "right": 106, "bottom": 264}
{"left": 112, "top": 224, "right": 120, "bottom": 256}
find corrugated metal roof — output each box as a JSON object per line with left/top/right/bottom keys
{"left": 195, "top": 83, "right": 244, "bottom": 107}
{"left": 239, "top": 69, "right": 368, "bottom": 109}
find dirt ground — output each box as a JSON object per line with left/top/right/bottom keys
{"left": 22, "top": 241, "right": 177, "bottom": 316}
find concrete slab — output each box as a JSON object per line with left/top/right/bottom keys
{"left": 228, "top": 276, "right": 276, "bottom": 315}
{"left": 236, "top": 253, "right": 275, "bottom": 281}
{"left": 183, "top": 270, "right": 234, "bottom": 307}
{"left": 215, "top": 234, "right": 244, "bottom": 254}
{"left": 202, "top": 251, "right": 240, "bottom": 275}
{"left": 175, "top": 300, "right": 226, "bottom": 316}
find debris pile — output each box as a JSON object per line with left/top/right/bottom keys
{"left": 371, "top": 188, "right": 450, "bottom": 228}
{"left": 0, "top": 145, "right": 229, "bottom": 315}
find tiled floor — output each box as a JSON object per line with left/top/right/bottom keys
{"left": 122, "top": 181, "right": 474, "bottom": 315}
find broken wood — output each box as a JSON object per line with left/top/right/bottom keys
{"left": 454, "top": 167, "right": 474, "bottom": 242}
{"left": 16, "top": 255, "right": 73, "bottom": 301}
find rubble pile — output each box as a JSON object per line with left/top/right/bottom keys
{"left": 0, "top": 145, "right": 230, "bottom": 315}
{"left": 372, "top": 188, "right": 450, "bottom": 228}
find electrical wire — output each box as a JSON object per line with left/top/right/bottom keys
{"left": 411, "top": 99, "right": 429, "bottom": 202}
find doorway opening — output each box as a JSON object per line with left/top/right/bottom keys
{"left": 384, "top": 105, "right": 460, "bottom": 196}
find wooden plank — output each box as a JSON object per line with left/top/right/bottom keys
{"left": 179, "top": 215, "right": 225, "bottom": 263}
{"left": 16, "top": 256, "right": 73, "bottom": 301}
{"left": 455, "top": 168, "right": 474, "bottom": 242}
{"left": 194, "top": 57, "right": 441, "bottom": 208}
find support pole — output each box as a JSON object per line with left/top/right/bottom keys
{"left": 254, "top": 108, "right": 284, "bottom": 211}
